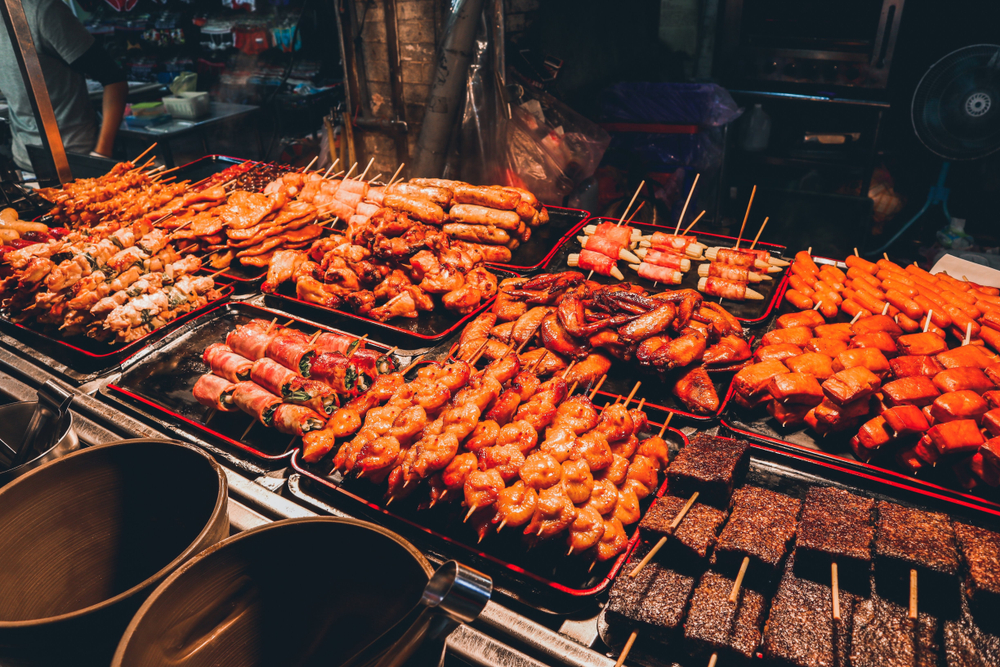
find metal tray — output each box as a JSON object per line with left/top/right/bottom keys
{"left": 487, "top": 206, "right": 590, "bottom": 274}
{"left": 100, "top": 300, "right": 404, "bottom": 469}
{"left": 169, "top": 154, "right": 248, "bottom": 187}
{"left": 544, "top": 217, "right": 789, "bottom": 324}
{"left": 290, "top": 404, "right": 686, "bottom": 615}
{"left": 265, "top": 268, "right": 519, "bottom": 346}
{"left": 0, "top": 283, "right": 234, "bottom": 378}
{"left": 596, "top": 431, "right": 1000, "bottom": 666}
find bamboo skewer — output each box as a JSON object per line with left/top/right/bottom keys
{"left": 733, "top": 185, "right": 757, "bottom": 249}
{"left": 133, "top": 142, "right": 158, "bottom": 164}
{"left": 302, "top": 156, "right": 319, "bottom": 172}
{"left": 910, "top": 568, "right": 918, "bottom": 620}
{"left": 728, "top": 556, "right": 751, "bottom": 603}
{"left": 614, "top": 631, "right": 638, "bottom": 667}
{"left": 617, "top": 181, "right": 646, "bottom": 227}
{"left": 386, "top": 162, "right": 406, "bottom": 187}
{"left": 674, "top": 173, "right": 700, "bottom": 235}
{"left": 343, "top": 162, "right": 359, "bottom": 180}
{"left": 682, "top": 210, "right": 706, "bottom": 236}
{"left": 749, "top": 217, "right": 770, "bottom": 250}
{"left": 358, "top": 156, "right": 376, "bottom": 181}
{"left": 241, "top": 420, "right": 256, "bottom": 441}
{"left": 588, "top": 375, "right": 608, "bottom": 400}
{"left": 832, "top": 561, "right": 841, "bottom": 621}
{"left": 628, "top": 490, "right": 700, "bottom": 578}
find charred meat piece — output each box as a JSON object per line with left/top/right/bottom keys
{"left": 883, "top": 375, "right": 941, "bottom": 407}
{"left": 712, "top": 486, "right": 801, "bottom": 577}
{"left": 763, "top": 553, "right": 857, "bottom": 667}
{"left": 605, "top": 542, "right": 695, "bottom": 642}
{"left": 942, "top": 593, "right": 1000, "bottom": 667}
{"left": 822, "top": 366, "right": 881, "bottom": 406}
{"left": 670, "top": 364, "right": 719, "bottom": 415}
{"left": 684, "top": 570, "right": 766, "bottom": 660}
{"left": 953, "top": 522, "right": 1000, "bottom": 612}
{"left": 638, "top": 495, "right": 727, "bottom": 560}
{"left": 890, "top": 355, "right": 945, "bottom": 378}
{"left": 702, "top": 335, "right": 752, "bottom": 365}
{"left": 665, "top": 435, "right": 750, "bottom": 508}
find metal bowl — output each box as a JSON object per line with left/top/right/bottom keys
{"left": 0, "top": 401, "right": 78, "bottom": 487}
{"left": 113, "top": 517, "right": 436, "bottom": 667}
{"left": 0, "top": 439, "right": 229, "bottom": 667}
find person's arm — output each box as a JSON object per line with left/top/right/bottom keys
{"left": 68, "top": 42, "right": 127, "bottom": 157}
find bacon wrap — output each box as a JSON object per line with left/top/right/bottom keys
{"left": 714, "top": 248, "right": 755, "bottom": 268}
{"left": 192, "top": 374, "right": 238, "bottom": 412}
{"left": 231, "top": 381, "right": 281, "bottom": 426}
{"left": 708, "top": 263, "right": 750, "bottom": 282}
{"left": 312, "top": 332, "right": 361, "bottom": 355}
{"left": 283, "top": 376, "right": 339, "bottom": 414}
{"left": 738, "top": 247, "right": 771, "bottom": 264}
{"left": 578, "top": 249, "right": 616, "bottom": 276}
{"left": 266, "top": 334, "right": 316, "bottom": 376}
{"left": 226, "top": 323, "right": 281, "bottom": 360}
{"left": 352, "top": 347, "right": 399, "bottom": 376}
{"left": 649, "top": 232, "right": 695, "bottom": 251}
{"left": 637, "top": 263, "right": 683, "bottom": 284}
{"left": 250, "top": 357, "right": 298, "bottom": 396}
{"left": 583, "top": 234, "right": 623, "bottom": 259}
{"left": 593, "top": 222, "right": 632, "bottom": 248}
{"left": 642, "top": 249, "right": 686, "bottom": 270}
{"left": 310, "top": 352, "right": 372, "bottom": 398}
{"left": 272, "top": 404, "right": 326, "bottom": 436}
{"left": 704, "top": 276, "right": 747, "bottom": 300}
{"left": 202, "top": 343, "right": 253, "bottom": 382}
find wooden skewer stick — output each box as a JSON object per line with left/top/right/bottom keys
{"left": 133, "top": 142, "right": 158, "bottom": 164}
{"left": 617, "top": 180, "right": 646, "bottom": 227}
{"left": 749, "top": 217, "right": 770, "bottom": 250}
{"left": 629, "top": 490, "right": 700, "bottom": 578}
{"left": 635, "top": 398, "right": 646, "bottom": 412}
{"left": 882, "top": 302, "right": 890, "bottom": 316}
{"left": 529, "top": 350, "right": 549, "bottom": 373}
{"left": 369, "top": 173, "right": 382, "bottom": 183}
{"left": 465, "top": 338, "right": 490, "bottom": 362}
{"left": 964, "top": 322, "right": 973, "bottom": 346}
{"left": 622, "top": 381, "right": 641, "bottom": 409}
{"left": 884, "top": 253, "right": 891, "bottom": 262}
{"left": 241, "top": 420, "right": 256, "bottom": 441}
{"left": 733, "top": 185, "right": 757, "bottom": 249}
{"left": 807, "top": 247, "right": 812, "bottom": 255}
{"left": 204, "top": 408, "right": 218, "bottom": 425}
{"left": 708, "top": 653, "right": 718, "bottom": 667}
{"left": 322, "top": 163, "right": 337, "bottom": 178}
{"left": 614, "top": 630, "right": 638, "bottom": 667}
{"left": 358, "top": 156, "right": 376, "bottom": 181}
{"left": 909, "top": 568, "right": 918, "bottom": 620}
{"left": 813, "top": 300, "right": 823, "bottom": 311}
{"left": 561, "top": 360, "right": 577, "bottom": 379}
{"left": 624, "top": 201, "right": 646, "bottom": 225}
{"left": 301, "top": 156, "right": 319, "bottom": 172}
{"left": 854, "top": 247, "right": 860, "bottom": 257}
{"left": 343, "top": 161, "right": 358, "bottom": 180}
{"left": 682, "top": 210, "right": 706, "bottom": 236}
{"left": 263, "top": 317, "right": 279, "bottom": 335}
{"left": 674, "top": 172, "right": 700, "bottom": 235}
{"left": 923, "top": 310, "right": 934, "bottom": 333}
{"left": 568, "top": 381, "right": 579, "bottom": 396}
{"left": 469, "top": 340, "right": 493, "bottom": 366}
{"left": 729, "top": 556, "right": 750, "bottom": 603}
{"left": 308, "top": 330, "right": 323, "bottom": 345}
{"left": 850, "top": 310, "right": 864, "bottom": 325}
{"left": 464, "top": 504, "right": 479, "bottom": 523}
{"left": 658, "top": 413, "right": 673, "bottom": 437}
{"left": 386, "top": 162, "right": 406, "bottom": 187}
{"left": 588, "top": 374, "right": 608, "bottom": 400}
{"left": 832, "top": 561, "right": 841, "bottom": 621}
{"left": 516, "top": 328, "right": 539, "bottom": 354}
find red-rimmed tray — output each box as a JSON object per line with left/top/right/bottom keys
{"left": 0, "top": 283, "right": 234, "bottom": 378}
{"left": 265, "top": 267, "right": 519, "bottom": 345}
{"left": 99, "top": 301, "right": 404, "bottom": 469}
{"left": 597, "top": 432, "right": 1000, "bottom": 663}
{"left": 544, "top": 217, "right": 790, "bottom": 324}
{"left": 290, "top": 404, "right": 688, "bottom": 614}
{"left": 486, "top": 205, "right": 590, "bottom": 274}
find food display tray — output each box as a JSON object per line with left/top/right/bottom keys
{"left": 0, "top": 283, "right": 234, "bottom": 379}
{"left": 170, "top": 154, "right": 248, "bottom": 187}
{"left": 545, "top": 217, "right": 790, "bottom": 324}
{"left": 597, "top": 431, "right": 1000, "bottom": 665}
{"left": 291, "top": 401, "right": 686, "bottom": 615}
{"left": 487, "top": 205, "right": 590, "bottom": 274}
{"left": 100, "top": 301, "right": 403, "bottom": 469}
{"left": 724, "top": 252, "right": 1000, "bottom": 509}
{"left": 265, "top": 268, "right": 520, "bottom": 346}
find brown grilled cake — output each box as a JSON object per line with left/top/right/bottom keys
{"left": 638, "top": 495, "right": 727, "bottom": 560}
{"left": 953, "top": 521, "right": 1000, "bottom": 612}
{"left": 712, "top": 485, "right": 802, "bottom": 577}
{"left": 943, "top": 592, "right": 1000, "bottom": 667}
{"left": 795, "top": 486, "right": 874, "bottom": 589}
{"left": 851, "top": 593, "right": 941, "bottom": 667}
{"left": 684, "top": 570, "right": 766, "bottom": 660}
{"left": 666, "top": 435, "right": 750, "bottom": 508}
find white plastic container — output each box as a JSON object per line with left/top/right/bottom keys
{"left": 161, "top": 92, "right": 210, "bottom": 119}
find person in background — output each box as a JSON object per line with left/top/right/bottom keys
{"left": 0, "top": 0, "right": 127, "bottom": 171}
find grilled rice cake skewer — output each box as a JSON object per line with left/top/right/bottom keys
{"left": 952, "top": 522, "right": 1000, "bottom": 615}
{"left": 684, "top": 569, "right": 767, "bottom": 662}
{"left": 665, "top": 434, "right": 750, "bottom": 509}
{"left": 711, "top": 485, "right": 802, "bottom": 582}
{"left": 851, "top": 591, "right": 941, "bottom": 667}
{"left": 636, "top": 494, "right": 727, "bottom": 562}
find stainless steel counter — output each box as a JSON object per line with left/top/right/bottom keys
{"left": 0, "top": 339, "right": 615, "bottom": 667}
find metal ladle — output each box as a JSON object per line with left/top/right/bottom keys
{"left": 339, "top": 560, "right": 492, "bottom": 667}
{"left": 3, "top": 380, "right": 75, "bottom": 469}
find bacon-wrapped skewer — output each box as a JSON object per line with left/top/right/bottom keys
{"left": 231, "top": 381, "right": 282, "bottom": 426}
{"left": 629, "top": 262, "right": 683, "bottom": 285}
{"left": 250, "top": 358, "right": 338, "bottom": 415}
{"left": 226, "top": 319, "right": 283, "bottom": 360}
{"left": 638, "top": 231, "right": 706, "bottom": 258}
{"left": 567, "top": 251, "right": 625, "bottom": 280}
{"left": 705, "top": 246, "right": 784, "bottom": 272}
{"left": 202, "top": 343, "right": 252, "bottom": 382}
{"left": 697, "top": 276, "right": 763, "bottom": 301}
{"left": 576, "top": 235, "right": 640, "bottom": 263}
{"left": 271, "top": 404, "right": 326, "bottom": 436}
{"left": 583, "top": 222, "right": 639, "bottom": 246}
{"left": 632, "top": 248, "right": 691, "bottom": 272}
{"left": 193, "top": 373, "right": 238, "bottom": 412}
{"left": 697, "top": 263, "right": 769, "bottom": 283}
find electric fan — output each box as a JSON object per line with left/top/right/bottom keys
{"left": 870, "top": 44, "right": 1000, "bottom": 254}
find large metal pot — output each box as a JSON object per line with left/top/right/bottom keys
{"left": 113, "top": 518, "right": 440, "bottom": 667}
{"left": 0, "top": 439, "right": 229, "bottom": 667}
{"left": 0, "top": 400, "right": 79, "bottom": 487}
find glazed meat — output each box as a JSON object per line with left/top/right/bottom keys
{"left": 897, "top": 332, "right": 949, "bottom": 357}
{"left": 890, "top": 355, "right": 945, "bottom": 378}
{"left": 882, "top": 376, "right": 941, "bottom": 407}
{"left": 822, "top": 366, "right": 881, "bottom": 406}
{"left": 933, "top": 368, "right": 995, "bottom": 395}
{"left": 768, "top": 372, "right": 825, "bottom": 407}
{"left": 784, "top": 352, "right": 835, "bottom": 380}
{"left": 754, "top": 344, "right": 803, "bottom": 364}
{"left": 930, "top": 391, "right": 989, "bottom": 423}
{"left": 832, "top": 348, "right": 891, "bottom": 376}
{"left": 733, "top": 360, "right": 789, "bottom": 399}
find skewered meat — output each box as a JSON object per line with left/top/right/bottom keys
{"left": 883, "top": 376, "right": 941, "bottom": 407}
{"left": 193, "top": 373, "right": 238, "bottom": 412}
{"left": 933, "top": 368, "right": 995, "bottom": 394}
{"left": 822, "top": 366, "right": 881, "bottom": 405}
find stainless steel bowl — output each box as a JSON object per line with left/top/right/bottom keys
{"left": 0, "top": 438, "right": 229, "bottom": 667}
{"left": 0, "top": 400, "right": 78, "bottom": 487}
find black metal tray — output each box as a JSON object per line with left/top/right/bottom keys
{"left": 545, "top": 217, "right": 790, "bottom": 324}
{"left": 596, "top": 431, "right": 1000, "bottom": 666}
{"left": 100, "top": 300, "right": 405, "bottom": 469}
{"left": 487, "top": 206, "right": 590, "bottom": 274}
{"left": 265, "top": 268, "right": 519, "bottom": 346}
{"left": 290, "top": 401, "right": 686, "bottom": 615}
{"left": 170, "top": 154, "right": 248, "bottom": 186}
